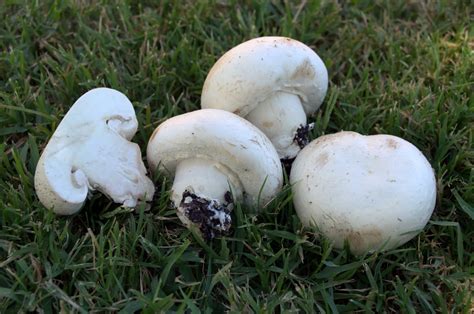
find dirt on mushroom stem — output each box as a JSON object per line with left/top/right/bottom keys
{"left": 294, "top": 123, "right": 314, "bottom": 149}
{"left": 180, "top": 190, "right": 233, "bottom": 240}
{"left": 281, "top": 122, "right": 315, "bottom": 173}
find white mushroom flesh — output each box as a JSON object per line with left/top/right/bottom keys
{"left": 147, "top": 109, "right": 283, "bottom": 239}
{"left": 34, "top": 88, "right": 155, "bottom": 215}
{"left": 246, "top": 92, "right": 307, "bottom": 159}
{"left": 201, "top": 36, "right": 328, "bottom": 159}
{"left": 172, "top": 158, "right": 242, "bottom": 235}
{"left": 290, "top": 131, "right": 437, "bottom": 255}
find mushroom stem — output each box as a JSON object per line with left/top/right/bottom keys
{"left": 171, "top": 158, "right": 242, "bottom": 239}
{"left": 245, "top": 92, "right": 307, "bottom": 159}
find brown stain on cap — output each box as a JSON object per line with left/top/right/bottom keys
{"left": 291, "top": 59, "right": 315, "bottom": 80}
{"left": 314, "top": 152, "right": 329, "bottom": 168}
{"left": 233, "top": 108, "right": 242, "bottom": 115}
{"left": 386, "top": 138, "right": 399, "bottom": 149}
{"left": 348, "top": 228, "right": 383, "bottom": 255}
{"left": 262, "top": 121, "right": 273, "bottom": 128}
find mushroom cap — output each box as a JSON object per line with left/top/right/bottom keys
{"left": 34, "top": 88, "right": 155, "bottom": 215}
{"left": 147, "top": 109, "right": 283, "bottom": 207}
{"left": 201, "top": 36, "right": 328, "bottom": 117}
{"left": 290, "top": 131, "right": 436, "bottom": 255}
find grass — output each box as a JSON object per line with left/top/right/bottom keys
{"left": 0, "top": 0, "right": 472, "bottom": 312}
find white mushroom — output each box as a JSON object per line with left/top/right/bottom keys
{"left": 201, "top": 36, "right": 328, "bottom": 160}
{"left": 290, "top": 131, "right": 437, "bottom": 255}
{"left": 147, "top": 109, "right": 283, "bottom": 239}
{"left": 34, "top": 88, "right": 155, "bottom": 215}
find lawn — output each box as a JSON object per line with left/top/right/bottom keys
{"left": 0, "top": 1, "right": 473, "bottom": 312}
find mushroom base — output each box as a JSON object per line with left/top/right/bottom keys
{"left": 246, "top": 92, "right": 306, "bottom": 159}
{"left": 180, "top": 190, "right": 233, "bottom": 240}
{"left": 281, "top": 157, "right": 296, "bottom": 175}
{"left": 170, "top": 158, "right": 242, "bottom": 240}
{"left": 280, "top": 123, "right": 314, "bottom": 172}
{"left": 293, "top": 122, "right": 314, "bottom": 149}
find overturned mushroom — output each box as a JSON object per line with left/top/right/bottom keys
{"left": 201, "top": 36, "right": 328, "bottom": 160}
{"left": 290, "top": 131, "right": 436, "bottom": 255}
{"left": 34, "top": 88, "right": 155, "bottom": 215}
{"left": 147, "top": 109, "right": 283, "bottom": 239}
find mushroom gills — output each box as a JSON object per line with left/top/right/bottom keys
{"left": 245, "top": 92, "right": 309, "bottom": 159}
{"left": 171, "top": 158, "right": 242, "bottom": 239}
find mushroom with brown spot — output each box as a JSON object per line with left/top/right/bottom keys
{"left": 147, "top": 109, "right": 283, "bottom": 240}
{"left": 201, "top": 36, "right": 328, "bottom": 160}
{"left": 290, "top": 131, "right": 437, "bottom": 255}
